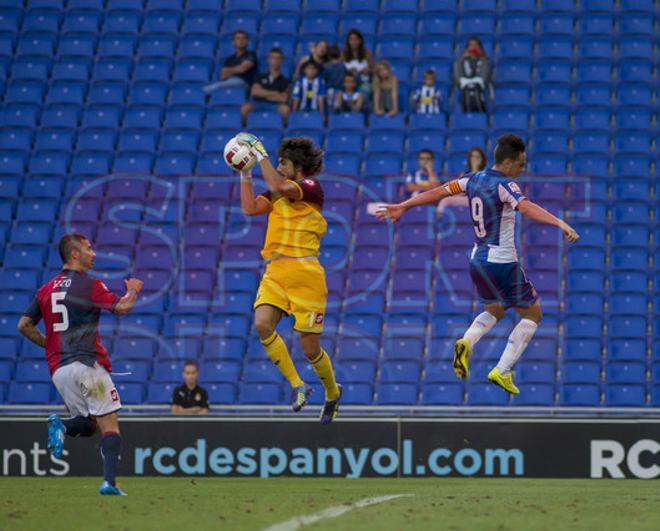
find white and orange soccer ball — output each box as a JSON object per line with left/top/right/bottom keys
{"left": 223, "top": 136, "right": 257, "bottom": 172}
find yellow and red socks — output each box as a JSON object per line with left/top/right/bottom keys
{"left": 63, "top": 416, "right": 97, "bottom": 438}
{"left": 310, "top": 349, "right": 340, "bottom": 400}
{"left": 100, "top": 431, "right": 121, "bottom": 487}
{"left": 261, "top": 331, "right": 304, "bottom": 388}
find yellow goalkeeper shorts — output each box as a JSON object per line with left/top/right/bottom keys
{"left": 254, "top": 258, "right": 327, "bottom": 334}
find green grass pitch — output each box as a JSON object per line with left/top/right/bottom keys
{"left": 0, "top": 477, "right": 658, "bottom": 531}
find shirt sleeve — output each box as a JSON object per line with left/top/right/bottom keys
{"left": 23, "top": 295, "right": 42, "bottom": 323}
{"left": 292, "top": 80, "right": 301, "bottom": 99}
{"left": 171, "top": 388, "right": 184, "bottom": 406}
{"left": 291, "top": 179, "right": 323, "bottom": 205}
{"left": 91, "top": 280, "right": 120, "bottom": 312}
{"left": 257, "top": 190, "right": 273, "bottom": 204}
{"left": 498, "top": 181, "right": 525, "bottom": 209}
{"left": 443, "top": 177, "right": 469, "bottom": 195}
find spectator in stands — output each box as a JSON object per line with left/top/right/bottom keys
{"left": 324, "top": 44, "right": 347, "bottom": 108}
{"left": 292, "top": 60, "right": 325, "bottom": 114}
{"left": 437, "top": 147, "right": 487, "bottom": 218}
{"left": 241, "top": 47, "right": 291, "bottom": 126}
{"left": 171, "top": 360, "right": 209, "bottom": 415}
{"left": 413, "top": 69, "right": 443, "bottom": 114}
{"left": 294, "top": 39, "right": 329, "bottom": 79}
{"left": 372, "top": 60, "right": 399, "bottom": 117}
{"left": 453, "top": 36, "right": 491, "bottom": 113}
{"left": 342, "top": 29, "right": 375, "bottom": 93}
{"left": 333, "top": 72, "right": 364, "bottom": 113}
{"left": 216, "top": 30, "right": 258, "bottom": 90}
{"left": 406, "top": 149, "right": 440, "bottom": 197}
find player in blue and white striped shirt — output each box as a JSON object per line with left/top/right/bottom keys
{"left": 378, "top": 134, "right": 579, "bottom": 395}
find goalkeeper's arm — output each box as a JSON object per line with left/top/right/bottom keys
{"left": 239, "top": 170, "right": 271, "bottom": 216}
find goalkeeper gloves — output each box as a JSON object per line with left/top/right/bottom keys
{"left": 236, "top": 132, "right": 269, "bottom": 162}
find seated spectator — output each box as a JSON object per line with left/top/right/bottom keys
{"left": 413, "top": 69, "right": 443, "bottom": 114}
{"left": 372, "top": 60, "right": 399, "bottom": 117}
{"left": 324, "top": 44, "right": 347, "bottom": 107}
{"left": 342, "top": 29, "right": 374, "bottom": 93}
{"left": 241, "top": 47, "right": 291, "bottom": 126}
{"left": 292, "top": 60, "right": 325, "bottom": 113}
{"left": 334, "top": 73, "right": 365, "bottom": 113}
{"left": 437, "top": 147, "right": 487, "bottom": 218}
{"left": 171, "top": 360, "right": 209, "bottom": 415}
{"left": 406, "top": 149, "right": 440, "bottom": 197}
{"left": 214, "top": 30, "right": 258, "bottom": 90}
{"left": 453, "top": 36, "right": 491, "bottom": 113}
{"left": 294, "top": 39, "right": 329, "bottom": 79}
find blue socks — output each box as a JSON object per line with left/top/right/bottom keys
{"left": 63, "top": 416, "right": 97, "bottom": 438}
{"left": 100, "top": 432, "right": 122, "bottom": 487}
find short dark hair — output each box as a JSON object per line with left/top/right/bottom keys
{"left": 269, "top": 47, "right": 283, "bottom": 56}
{"left": 343, "top": 72, "right": 357, "bottom": 82}
{"left": 424, "top": 69, "right": 436, "bottom": 77}
{"left": 184, "top": 360, "right": 199, "bottom": 370}
{"left": 419, "top": 149, "right": 435, "bottom": 160}
{"left": 301, "top": 60, "right": 319, "bottom": 74}
{"left": 278, "top": 137, "right": 324, "bottom": 176}
{"left": 232, "top": 30, "right": 248, "bottom": 39}
{"left": 58, "top": 233, "right": 88, "bottom": 263}
{"left": 327, "top": 44, "right": 341, "bottom": 60}
{"left": 494, "top": 134, "right": 525, "bottom": 165}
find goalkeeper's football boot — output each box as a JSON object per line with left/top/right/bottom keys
{"left": 320, "top": 384, "right": 342, "bottom": 425}
{"left": 488, "top": 367, "right": 520, "bottom": 395}
{"left": 99, "top": 481, "right": 127, "bottom": 496}
{"left": 291, "top": 383, "right": 313, "bottom": 412}
{"left": 47, "top": 414, "right": 65, "bottom": 459}
{"left": 453, "top": 338, "right": 471, "bottom": 379}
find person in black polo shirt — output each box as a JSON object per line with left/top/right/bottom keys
{"left": 215, "top": 30, "right": 257, "bottom": 90}
{"left": 171, "top": 360, "right": 209, "bottom": 415}
{"left": 241, "top": 47, "right": 291, "bottom": 126}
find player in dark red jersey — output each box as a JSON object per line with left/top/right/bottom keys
{"left": 17, "top": 233, "right": 143, "bottom": 496}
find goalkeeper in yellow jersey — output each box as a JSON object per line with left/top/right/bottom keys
{"left": 236, "top": 133, "right": 341, "bottom": 424}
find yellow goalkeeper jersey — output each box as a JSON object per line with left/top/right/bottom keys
{"left": 257, "top": 178, "right": 327, "bottom": 260}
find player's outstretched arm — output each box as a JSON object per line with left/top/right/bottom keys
{"left": 517, "top": 199, "right": 580, "bottom": 243}
{"left": 376, "top": 185, "right": 452, "bottom": 223}
{"left": 114, "top": 278, "right": 144, "bottom": 316}
{"left": 17, "top": 316, "right": 46, "bottom": 348}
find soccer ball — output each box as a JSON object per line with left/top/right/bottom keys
{"left": 224, "top": 136, "right": 257, "bottom": 172}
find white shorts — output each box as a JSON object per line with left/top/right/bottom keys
{"left": 52, "top": 361, "right": 122, "bottom": 418}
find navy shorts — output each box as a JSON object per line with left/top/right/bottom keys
{"left": 469, "top": 259, "right": 538, "bottom": 309}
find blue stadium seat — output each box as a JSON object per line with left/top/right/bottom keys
{"left": 146, "top": 382, "right": 177, "bottom": 404}
{"left": 605, "top": 385, "right": 645, "bottom": 407}
{"left": 512, "top": 384, "right": 555, "bottom": 406}
{"left": 559, "top": 384, "right": 600, "bottom": 406}
{"left": 421, "top": 383, "right": 463, "bottom": 405}
{"left": 238, "top": 382, "right": 281, "bottom": 404}
{"left": 8, "top": 382, "right": 52, "bottom": 404}
{"left": 377, "top": 383, "right": 418, "bottom": 405}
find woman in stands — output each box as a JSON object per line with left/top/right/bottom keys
{"left": 342, "top": 29, "right": 375, "bottom": 94}
{"left": 372, "top": 59, "right": 399, "bottom": 117}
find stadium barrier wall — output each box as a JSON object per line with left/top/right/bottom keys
{"left": 1, "top": 416, "right": 658, "bottom": 479}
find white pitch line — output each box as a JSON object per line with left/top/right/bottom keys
{"left": 262, "top": 494, "right": 413, "bottom": 531}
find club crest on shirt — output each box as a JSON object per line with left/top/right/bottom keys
{"left": 195, "top": 393, "right": 201, "bottom": 402}
{"left": 508, "top": 182, "right": 521, "bottom": 194}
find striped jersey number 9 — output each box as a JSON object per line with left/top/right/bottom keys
{"left": 51, "top": 292, "right": 69, "bottom": 332}
{"left": 471, "top": 197, "right": 487, "bottom": 237}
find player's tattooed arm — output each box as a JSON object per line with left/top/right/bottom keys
{"left": 17, "top": 316, "right": 46, "bottom": 348}
{"left": 517, "top": 199, "right": 580, "bottom": 243}
{"left": 114, "top": 278, "right": 144, "bottom": 316}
